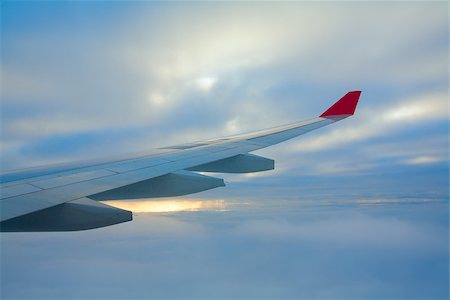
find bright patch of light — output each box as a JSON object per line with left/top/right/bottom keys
{"left": 403, "top": 156, "right": 442, "bottom": 165}
{"left": 196, "top": 77, "right": 217, "bottom": 91}
{"left": 104, "top": 199, "right": 227, "bottom": 213}
{"left": 355, "top": 198, "right": 434, "bottom": 205}
{"left": 226, "top": 117, "right": 240, "bottom": 134}
{"left": 384, "top": 105, "right": 426, "bottom": 121}
{"left": 148, "top": 92, "right": 166, "bottom": 106}
{"left": 383, "top": 94, "right": 448, "bottom": 122}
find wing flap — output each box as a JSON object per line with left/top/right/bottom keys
{"left": 187, "top": 154, "right": 274, "bottom": 173}
{"left": 88, "top": 170, "right": 225, "bottom": 201}
{"left": 0, "top": 198, "right": 132, "bottom": 232}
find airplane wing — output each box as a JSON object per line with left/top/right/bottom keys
{"left": 0, "top": 91, "right": 361, "bottom": 232}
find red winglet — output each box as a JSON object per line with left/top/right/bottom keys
{"left": 320, "top": 91, "right": 361, "bottom": 118}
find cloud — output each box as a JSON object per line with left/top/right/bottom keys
{"left": 195, "top": 76, "right": 218, "bottom": 92}
{"left": 2, "top": 117, "right": 101, "bottom": 141}
{"left": 233, "top": 212, "right": 446, "bottom": 251}
{"left": 1, "top": 66, "right": 58, "bottom": 100}
{"left": 383, "top": 92, "right": 449, "bottom": 122}
{"left": 403, "top": 155, "right": 446, "bottom": 165}
{"left": 1, "top": 200, "right": 448, "bottom": 299}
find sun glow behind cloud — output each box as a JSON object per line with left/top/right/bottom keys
{"left": 196, "top": 76, "right": 217, "bottom": 91}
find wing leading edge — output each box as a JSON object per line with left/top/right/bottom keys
{"left": 0, "top": 91, "right": 361, "bottom": 231}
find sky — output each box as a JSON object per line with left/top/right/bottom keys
{"left": 0, "top": 1, "right": 449, "bottom": 299}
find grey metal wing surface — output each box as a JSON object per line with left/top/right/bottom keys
{"left": 0, "top": 91, "right": 361, "bottom": 232}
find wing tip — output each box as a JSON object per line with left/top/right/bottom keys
{"left": 320, "top": 91, "right": 361, "bottom": 118}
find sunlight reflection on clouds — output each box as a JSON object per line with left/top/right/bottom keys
{"left": 103, "top": 196, "right": 446, "bottom": 214}
{"left": 104, "top": 198, "right": 228, "bottom": 213}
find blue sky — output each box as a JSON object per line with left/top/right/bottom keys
{"left": 0, "top": 1, "right": 448, "bottom": 299}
